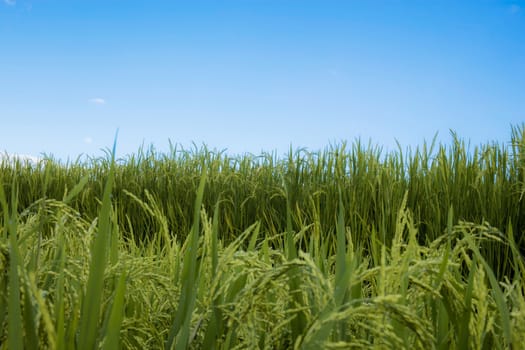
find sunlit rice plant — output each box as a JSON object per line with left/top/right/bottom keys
{"left": 0, "top": 125, "right": 524, "bottom": 349}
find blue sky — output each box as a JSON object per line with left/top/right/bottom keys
{"left": 1, "top": 0, "right": 524, "bottom": 161}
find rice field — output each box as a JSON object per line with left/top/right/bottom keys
{"left": 1, "top": 126, "right": 524, "bottom": 349}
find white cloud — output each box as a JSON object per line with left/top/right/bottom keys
{"left": 84, "top": 137, "right": 93, "bottom": 144}
{"left": 4, "top": 0, "right": 16, "bottom": 5}
{"left": 89, "top": 98, "right": 106, "bottom": 105}
{"left": 1, "top": 152, "right": 41, "bottom": 166}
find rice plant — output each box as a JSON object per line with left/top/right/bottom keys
{"left": 0, "top": 126, "right": 524, "bottom": 348}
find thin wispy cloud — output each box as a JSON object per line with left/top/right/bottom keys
{"left": 328, "top": 69, "right": 340, "bottom": 78}
{"left": 89, "top": 98, "right": 106, "bottom": 105}
{"left": 4, "top": 0, "right": 16, "bottom": 6}
{"left": 84, "top": 137, "right": 93, "bottom": 144}
{"left": 509, "top": 4, "right": 521, "bottom": 14}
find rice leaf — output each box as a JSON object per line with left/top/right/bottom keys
{"left": 165, "top": 167, "right": 207, "bottom": 350}
{"left": 78, "top": 137, "right": 117, "bottom": 349}
{"left": 101, "top": 272, "right": 127, "bottom": 350}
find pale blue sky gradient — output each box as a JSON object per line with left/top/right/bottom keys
{"left": 1, "top": 0, "right": 524, "bottom": 161}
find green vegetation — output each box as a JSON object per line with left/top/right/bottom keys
{"left": 1, "top": 126, "right": 524, "bottom": 349}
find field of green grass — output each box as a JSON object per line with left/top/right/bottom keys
{"left": 1, "top": 126, "right": 525, "bottom": 349}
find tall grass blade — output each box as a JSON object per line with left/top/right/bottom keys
{"left": 165, "top": 167, "right": 207, "bottom": 350}
{"left": 78, "top": 138, "right": 117, "bottom": 350}
{"left": 334, "top": 191, "right": 350, "bottom": 306}
{"left": 458, "top": 254, "right": 477, "bottom": 349}
{"left": 22, "top": 276, "right": 39, "bottom": 349}
{"left": 101, "top": 272, "right": 127, "bottom": 350}
{"left": 0, "top": 181, "right": 23, "bottom": 350}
